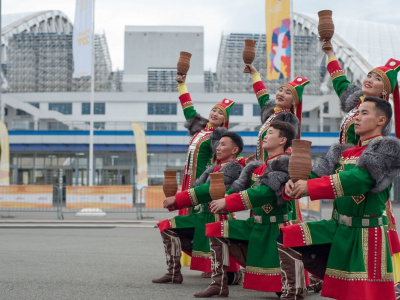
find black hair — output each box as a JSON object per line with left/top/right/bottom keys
{"left": 363, "top": 97, "right": 392, "bottom": 128}
{"left": 270, "top": 120, "right": 296, "bottom": 150}
{"left": 220, "top": 131, "right": 244, "bottom": 155}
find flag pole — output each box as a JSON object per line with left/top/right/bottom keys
{"left": 290, "top": 0, "right": 294, "bottom": 81}
{"left": 89, "top": 0, "right": 95, "bottom": 186}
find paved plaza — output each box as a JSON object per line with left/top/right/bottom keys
{"left": 1, "top": 202, "right": 399, "bottom": 299}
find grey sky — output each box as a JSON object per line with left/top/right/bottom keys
{"left": 2, "top": 0, "right": 398, "bottom": 71}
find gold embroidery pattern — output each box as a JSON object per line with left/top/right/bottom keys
{"left": 330, "top": 70, "right": 345, "bottom": 80}
{"left": 326, "top": 268, "right": 368, "bottom": 280}
{"left": 182, "top": 102, "right": 193, "bottom": 110}
{"left": 214, "top": 214, "right": 220, "bottom": 222}
{"left": 192, "top": 250, "right": 211, "bottom": 259}
{"left": 240, "top": 191, "right": 253, "bottom": 210}
{"left": 251, "top": 174, "right": 259, "bottom": 183}
{"left": 262, "top": 203, "right": 273, "bottom": 214}
{"left": 299, "top": 223, "right": 312, "bottom": 245}
{"left": 361, "top": 136, "right": 383, "bottom": 147}
{"left": 170, "top": 218, "right": 177, "bottom": 229}
{"left": 331, "top": 174, "right": 344, "bottom": 198}
{"left": 246, "top": 266, "right": 281, "bottom": 275}
{"left": 338, "top": 157, "right": 359, "bottom": 165}
{"left": 352, "top": 194, "right": 365, "bottom": 205}
{"left": 222, "top": 220, "right": 229, "bottom": 238}
{"left": 188, "top": 188, "right": 199, "bottom": 206}
{"left": 256, "top": 89, "right": 268, "bottom": 99}
{"left": 381, "top": 226, "right": 393, "bottom": 281}
{"left": 362, "top": 228, "right": 368, "bottom": 275}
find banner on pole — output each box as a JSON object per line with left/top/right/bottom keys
{"left": 73, "top": 0, "right": 93, "bottom": 78}
{"left": 0, "top": 121, "right": 10, "bottom": 185}
{"left": 131, "top": 122, "right": 148, "bottom": 190}
{"left": 265, "top": 0, "right": 291, "bottom": 80}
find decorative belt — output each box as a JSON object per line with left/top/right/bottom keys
{"left": 253, "top": 213, "right": 292, "bottom": 224}
{"left": 333, "top": 212, "right": 383, "bottom": 228}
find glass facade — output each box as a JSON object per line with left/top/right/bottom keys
{"left": 82, "top": 102, "right": 106, "bottom": 115}
{"left": 148, "top": 103, "right": 177, "bottom": 115}
{"left": 49, "top": 103, "right": 72, "bottom": 115}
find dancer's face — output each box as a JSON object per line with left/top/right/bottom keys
{"left": 208, "top": 107, "right": 225, "bottom": 127}
{"left": 362, "top": 72, "right": 385, "bottom": 98}
{"left": 354, "top": 101, "right": 386, "bottom": 136}
{"left": 216, "top": 137, "right": 238, "bottom": 162}
{"left": 275, "top": 86, "right": 294, "bottom": 109}
{"left": 262, "top": 127, "right": 286, "bottom": 151}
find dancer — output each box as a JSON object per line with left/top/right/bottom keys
{"left": 279, "top": 97, "right": 399, "bottom": 300}
{"left": 246, "top": 64, "right": 308, "bottom": 223}
{"left": 322, "top": 39, "right": 400, "bottom": 295}
{"left": 152, "top": 131, "right": 243, "bottom": 284}
{"left": 188, "top": 121, "right": 297, "bottom": 298}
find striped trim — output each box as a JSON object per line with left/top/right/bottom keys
{"left": 331, "top": 70, "right": 345, "bottom": 80}
{"left": 331, "top": 174, "right": 344, "bottom": 198}
{"left": 256, "top": 89, "right": 269, "bottom": 99}
{"left": 327, "top": 56, "right": 338, "bottom": 64}
{"left": 240, "top": 190, "right": 253, "bottom": 210}
{"left": 246, "top": 266, "right": 281, "bottom": 275}
{"left": 192, "top": 250, "right": 211, "bottom": 259}
{"left": 222, "top": 220, "right": 229, "bottom": 238}
{"left": 371, "top": 68, "right": 391, "bottom": 95}
{"left": 170, "top": 218, "right": 177, "bottom": 229}
{"left": 188, "top": 188, "right": 199, "bottom": 206}
{"left": 182, "top": 101, "right": 193, "bottom": 110}
{"left": 299, "top": 222, "right": 313, "bottom": 246}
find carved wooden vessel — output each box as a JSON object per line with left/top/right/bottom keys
{"left": 288, "top": 140, "right": 312, "bottom": 182}
{"left": 209, "top": 172, "right": 225, "bottom": 200}
{"left": 163, "top": 170, "right": 178, "bottom": 197}
{"left": 242, "top": 39, "right": 256, "bottom": 73}
{"left": 177, "top": 51, "right": 192, "bottom": 75}
{"left": 318, "top": 10, "right": 334, "bottom": 51}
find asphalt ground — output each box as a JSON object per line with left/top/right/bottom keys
{"left": 2, "top": 202, "right": 400, "bottom": 299}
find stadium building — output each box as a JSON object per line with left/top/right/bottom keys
{"left": 1, "top": 10, "right": 400, "bottom": 199}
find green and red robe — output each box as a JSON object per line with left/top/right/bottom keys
{"left": 206, "top": 154, "right": 295, "bottom": 292}
{"left": 158, "top": 160, "right": 243, "bottom": 273}
{"left": 281, "top": 136, "right": 397, "bottom": 300}
{"left": 328, "top": 57, "right": 400, "bottom": 262}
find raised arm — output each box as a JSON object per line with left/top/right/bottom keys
{"left": 245, "top": 64, "right": 271, "bottom": 108}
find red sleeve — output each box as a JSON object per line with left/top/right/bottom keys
{"left": 174, "top": 190, "right": 193, "bottom": 209}
{"left": 225, "top": 193, "right": 247, "bottom": 212}
{"left": 253, "top": 81, "right": 267, "bottom": 94}
{"left": 307, "top": 176, "right": 336, "bottom": 200}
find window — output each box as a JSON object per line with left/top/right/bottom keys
{"left": 49, "top": 103, "right": 72, "bottom": 115}
{"left": 323, "top": 125, "right": 330, "bottom": 132}
{"left": 302, "top": 124, "right": 310, "bottom": 132}
{"left": 302, "top": 111, "right": 310, "bottom": 118}
{"left": 17, "top": 103, "right": 39, "bottom": 116}
{"left": 84, "top": 122, "right": 105, "bottom": 130}
{"left": 147, "top": 122, "right": 177, "bottom": 131}
{"left": 230, "top": 104, "right": 243, "bottom": 116}
{"left": 253, "top": 104, "right": 261, "bottom": 116}
{"left": 323, "top": 103, "right": 329, "bottom": 114}
{"left": 82, "top": 103, "right": 106, "bottom": 115}
{"left": 148, "top": 103, "right": 177, "bottom": 115}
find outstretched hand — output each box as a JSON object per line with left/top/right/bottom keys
{"left": 244, "top": 64, "right": 258, "bottom": 75}
{"left": 209, "top": 198, "right": 227, "bottom": 214}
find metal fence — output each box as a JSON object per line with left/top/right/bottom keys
{"left": 0, "top": 184, "right": 324, "bottom": 222}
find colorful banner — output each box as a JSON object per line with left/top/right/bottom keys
{"left": 0, "top": 185, "right": 53, "bottom": 208}
{"left": 265, "top": 0, "right": 291, "bottom": 80}
{"left": 0, "top": 121, "right": 10, "bottom": 185}
{"left": 131, "top": 122, "right": 148, "bottom": 190}
{"left": 72, "top": 0, "right": 93, "bottom": 78}
{"left": 66, "top": 186, "right": 133, "bottom": 209}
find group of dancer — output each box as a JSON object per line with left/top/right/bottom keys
{"left": 151, "top": 37, "right": 400, "bottom": 300}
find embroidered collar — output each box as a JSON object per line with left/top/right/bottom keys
{"left": 265, "top": 153, "right": 284, "bottom": 165}
{"left": 218, "top": 158, "right": 235, "bottom": 167}
{"left": 273, "top": 107, "right": 291, "bottom": 114}
{"left": 205, "top": 123, "right": 217, "bottom": 131}
{"left": 358, "top": 135, "right": 383, "bottom": 147}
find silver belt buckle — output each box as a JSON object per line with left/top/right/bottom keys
{"left": 269, "top": 216, "right": 277, "bottom": 223}
{"left": 254, "top": 215, "right": 262, "bottom": 224}
{"left": 361, "top": 219, "right": 370, "bottom": 227}
{"left": 283, "top": 214, "right": 288, "bottom": 222}
{"left": 378, "top": 217, "right": 383, "bottom": 226}
{"left": 339, "top": 214, "right": 352, "bottom": 226}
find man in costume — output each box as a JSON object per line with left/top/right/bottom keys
{"left": 168, "top": 121, "right": 296, "bottom": 297}
{"left": 152, "top": 130, "right": 244, "bottom": 285}
{"left": 279, "top": 97, "right": 399, "bottom": 300}
{"left": 322, "top": 37, "right": 400, "bottom": 296}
